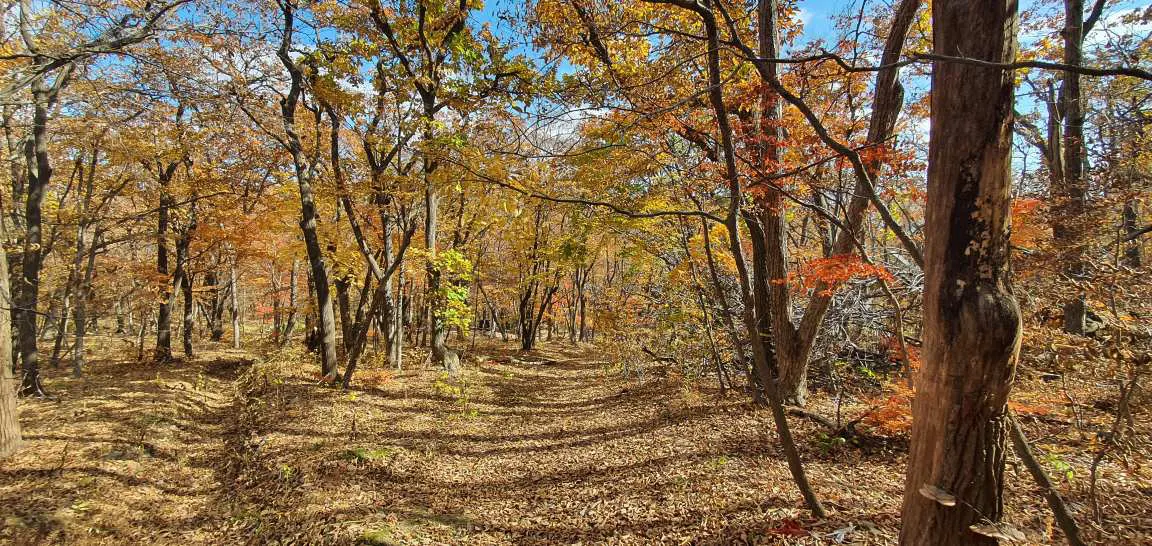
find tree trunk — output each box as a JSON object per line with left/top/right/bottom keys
{"left": 174, "top": 208, "right": 196, "bottom": 359}
{"left": 48, "top": 293, "right": 70, "bottom": 369}
{"left": 0, "top": 216, "right": 20, "bottom": 457}
{"left": 1058, "top": 0, "right": 1089, "bottom": 334}
{"left": 1123, "top": 199, "right": 1141, "bottom": 267}
{"left": 230, "top": 260, "right": 241, "bottom": 349}
{"left": 154, "top": 165, "right": 177, "bottom": 362}
{"left": 335, "top": 275, "right": 353, "bottom": 356}
{"left": 72, "top": 232, "right": 98, "bottom": 377}
{"left": 181, "top": 271, "right": 194, "bottom": 358}
{"left": 205, "top": 270, "right": 226, "bottom": 341}
{"left": 676, "top": 0, "right": 825, "bottom": 517}
{"left": 750, "top": 0, "right": 921, "bottom": 406}
{"left": 899, "top": 1, "right": 1021, "bottom": 543}
{"left": 16, "top": 77, "right": 58, "bottom": 397}
{"left": 274, "top": 1, "right": 339, "bottom": 379}
{"left": 282, "top": 259, "right": 299, "bottom": 344}
{"left": 392, "top": 274, "right": 405, "bottom": 368}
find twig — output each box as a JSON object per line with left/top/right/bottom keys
{"left": 1008, "top": 412, "right": 1086, "bottom": 546}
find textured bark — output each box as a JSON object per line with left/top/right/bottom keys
{"left": 1058, "top": 0, "right": 1089, "bottom": 334}
{"left": 16, "top": 77, "right": 53, "bottom": 397}
{"left": 899, "top": 0, "right": 1021, "bottom": 543}
{"left": 153, "top": 163, "right": 178, "bottom": 362}
{"left": 0, "top": 218, "right": 19, "bottom": 457}
{"left": 275, "top": 1, "right": 339, "bottom": 379}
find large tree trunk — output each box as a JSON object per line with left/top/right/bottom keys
{"left": 298, "top": 205, "right": 338, "bottom": 378}
{"left": 17, "top": 78, "right": 54, "bottom": 397}
{"left": 899, "top": 0, "right": 1021, "bottom": 543}
{"left": 3, "top": 109, "right": 23, "bottom": 379}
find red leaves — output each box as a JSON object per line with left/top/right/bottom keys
{"left": 768, "top": 518, "right": 811, "bottom": 537}
{"left": 793, "top": 254, "right": 894, "bottom": 296}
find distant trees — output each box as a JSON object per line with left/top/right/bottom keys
{"left": 0, "top": 2, "right": 1147, "bottom": 540}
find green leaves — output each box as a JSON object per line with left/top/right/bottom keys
{"left": 432, "top": 249, "right": 474, "bottom": 330}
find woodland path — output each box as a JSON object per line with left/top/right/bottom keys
{"left": 0, "top": 340, "right": 906, "bottom": 544}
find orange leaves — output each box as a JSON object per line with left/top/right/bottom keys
{"left": 859, "top": 143, "right": 920, "bottom": 175}
{"left": 793, "top": 254, "right": 894, "bottom": 296}
{"left": 1010, "top": 197, "right": 1047, "bottom": 249}
{"left": 882, "top": 335, "right": 921, "bottom": 370}
{"left": 1008, "top": 400, "right": 1053, "bottom": 417}
{"left": 862, "top": 379, "right": 914, "bottom": 436}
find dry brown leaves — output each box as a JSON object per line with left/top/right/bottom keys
{"left": 1, "top": 334, "right": 1149, "bottom": 545}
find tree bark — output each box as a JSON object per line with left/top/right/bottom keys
{"left": 175, "top": 206, "right": 196, "bottom": 358}
{"left": 230, "top": 259, "right": 241, "bottom": 349}
{"left": 275, "top": 0, "right": 339, "bottom": 379}
{"left": 282, "top": 259, "right": 299, "bottom": 345}
{"left": 1058, "top": 0, "right": 1090, "bottom": 334}
{"left": 749, "top": 0, "right": 921, "bottom": 406}
{"left": 0, "top": 215, "right": 19, "bottom": 457}
{"left": 16, "top": 77, "right": 57, "bottom": 396}
{"left": 899, "top": 0, "right": 1021, "bottom": 543}
{"left": 72, "top": 231, "right": 98, "bottom": 377}
{"left": 153, "top": 163, "right": 178, "bottom": 362}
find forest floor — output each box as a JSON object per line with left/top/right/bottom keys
{"left": 1, "top": 335, "right": 1148, "bottom": 545}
